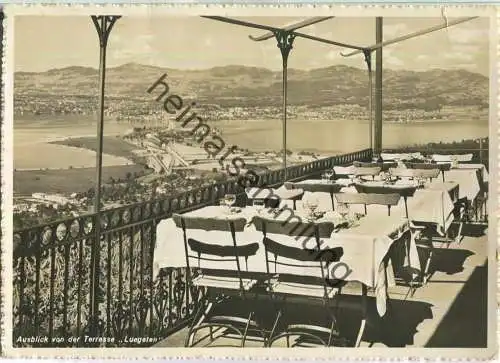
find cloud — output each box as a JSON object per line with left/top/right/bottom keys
{"left": 325, "top": 49, "right": 342, "bottom": 61}
{"left": 447, "top": 26, "right": 489, "bottom": 45}
{"left": 383, "top": 48, "right": 404, "bottom": 67}
{"left": 204, "top": 37, "right": 213, "bottom": 47}
{"left": 443, "top": 50, "right": 475, "bottom": 61}
{"left": 110, "top": 33, "right": 156, "bottom": 60}
{"left": 383, "top": 23, "right": 409, "bottom": 38}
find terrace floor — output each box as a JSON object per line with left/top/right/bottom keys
{"left": 155, "top": 223, "right": 488, "bottom": 348}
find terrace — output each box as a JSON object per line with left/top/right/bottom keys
{"left": 13, "top": 145, "right": 490, "bottom": 348}
{"left": 11, "top": 15, "right": 491, "bottom": 350}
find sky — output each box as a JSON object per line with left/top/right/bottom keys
{"left": 14, "top": 16, "right": 490, "bottom": 76}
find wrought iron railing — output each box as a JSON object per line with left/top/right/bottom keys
{"left": 13, "top": 148, "right": 372, "bottom": 348}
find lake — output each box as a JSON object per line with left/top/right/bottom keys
{"left": 14, "top": 116, "right": 489, "bottom": 169}
{"left": 212, "top": 118, "right": 489, "bottom": 154}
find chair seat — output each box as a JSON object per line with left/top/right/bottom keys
{"left": 269, "top": 281, "right": 338, "bottom": 298}
{"left": 192, "top": 274, "right": 257, "bottom": 291}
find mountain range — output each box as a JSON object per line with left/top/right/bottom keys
{"left": 15, "top": 63, "right": 488, "bottom": 109}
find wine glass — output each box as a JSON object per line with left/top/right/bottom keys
{"left": 224, "top": 194, "right": 237, "bottom": 210}
{"left": 338, "top": 202, "right": 349, "bottom": 220}
{"left": 308, "top": 197, "right": 319, "bottom": 216}
{"left": 325, "top": 169, "right": 334, "bottom": 181}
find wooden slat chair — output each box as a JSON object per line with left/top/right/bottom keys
{"left": 388, "top": 167, "right": 414, "bottom": 180}
{"left": 391, "top": 167, "right": 440, "bottom": 182}
{"left": 246, "top": 187, "right": 303, "bottom": 210}
{"left": 410, "top": 168, "right": 441, "bottom": 182}
{"left": 173, "top": 214, "right": 265, "bottom": 347}
{"left": 405, "top": 162, "right": 450, "bottom": 182}
{"left": 335, "top": 192, "right": 401, "bottom": 216}
{"left": 252, "top": 216, "right": 351, "bottom": 347}
{"left": 353, "top": 166, "right": 381, "bottom": 181}
{"left": 286, "top": 182, "right": 344, "bottom": 211}
{"left": 353, "top": 183, "right": 416, "bottom": 218}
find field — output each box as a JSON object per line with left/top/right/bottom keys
{"left": 14, "top": 165, "right": 151, "bottom": 195}
{"left": 49, "top": 136, "right": 140, "bottom": 160}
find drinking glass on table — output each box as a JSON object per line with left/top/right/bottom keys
{"left": 337, "top": 202, "right": 350, "bottom": 220}
{"left": 325, "top": 169, "right": 334, "bottom": 181}
{"left": 224, "top": 193, "right": 237, "bottom": 211}
{"left": 308, "top": 197, "right": 319, "bottom": 217}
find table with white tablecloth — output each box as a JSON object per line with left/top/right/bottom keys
{"left": 154, "top": 205, "right": 416, "bottom": 317}
{"left": 294, "top": 178, "right": 457, "bottom": 237}
{"left": 406, "top": 181, "right": 458, "bottom": 236}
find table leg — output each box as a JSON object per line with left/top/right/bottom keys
{"left": 441, "top": 170, "right": 445, "bottom": 182}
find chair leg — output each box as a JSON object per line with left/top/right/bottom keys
{"left": 455, "top": 220, "right": 464, "bottom": 245}
{"left": 185, "top": 301, "right": 213, "bottom": 347}
{"left": 267, "top": 310, "right": 282, "bottom": 347}
{"left": 355, "top": 320, "right": 366, "bottom": 348}
{"left": 355, "top": 285, "right": 368, "bottom": 347}
{"left": 241, "top": 311, "right": 254, "bottom": 347}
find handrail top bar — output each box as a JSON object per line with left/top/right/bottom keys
{"left": 14, "top": 149, "right": 372, "bottom": 234}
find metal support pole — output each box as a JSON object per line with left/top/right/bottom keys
{"left": 274, "top": 31, "right": 295, "bottom": 181}
{"left": 374, "top": 17, "right": 383, "bottom": 154}
{"left": 89, "top": 15, "right": 120, "bottom": 338}
{"left": 363, "top": 49, "right": 373, "bottom": 154}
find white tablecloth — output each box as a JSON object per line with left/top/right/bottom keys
{"left": 406, "top": 182, "right": 457, "bottom": 235}
{"left": 446, "top": 168, "right": 482, "bottom": 200}
{"left": 154, "top": 205, "right": 413, "bottom": 316}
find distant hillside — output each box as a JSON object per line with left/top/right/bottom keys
{"left": 15, "top": 63, "right": 488, "bottom": 109}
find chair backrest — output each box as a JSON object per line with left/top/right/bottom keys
{"left": 354, "top": 161, "right": 396, "bottom": 171}
{"left": 287, "top": 182, "right": 344, "bottom": 194}
{"left": 252, "top": 215, "right": 336, "bottom": 240}
{"left": 405, "top": 162, "right": 440, "bottom": 170}
{"left": 173, "top": 214, "right": 246, "bottom": 232}
{"left": 354, "top": 183, "right": 417, "bottom": 198}
{"left": 410, "top": 168, "right": 440, "bottom": 180}
{"left": 389, "top": 167, "right": 414, "bottom": 179}
{"left": 245, "top": 187, "right": 281, "bottom": 208}
{"left": 173, "top": 214, "right": 258, "bottom": 288}
{"left": 335, "top": 192, "right": 400, "bottom": 216}
{"left": 389, "top": 167, "right": 441, "bottom": 180}
{"left": 354, "top": 166, "right": 381, "bottom": 177}
{"left": 253, "top": 216, "right": 343, "bottom": 294}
